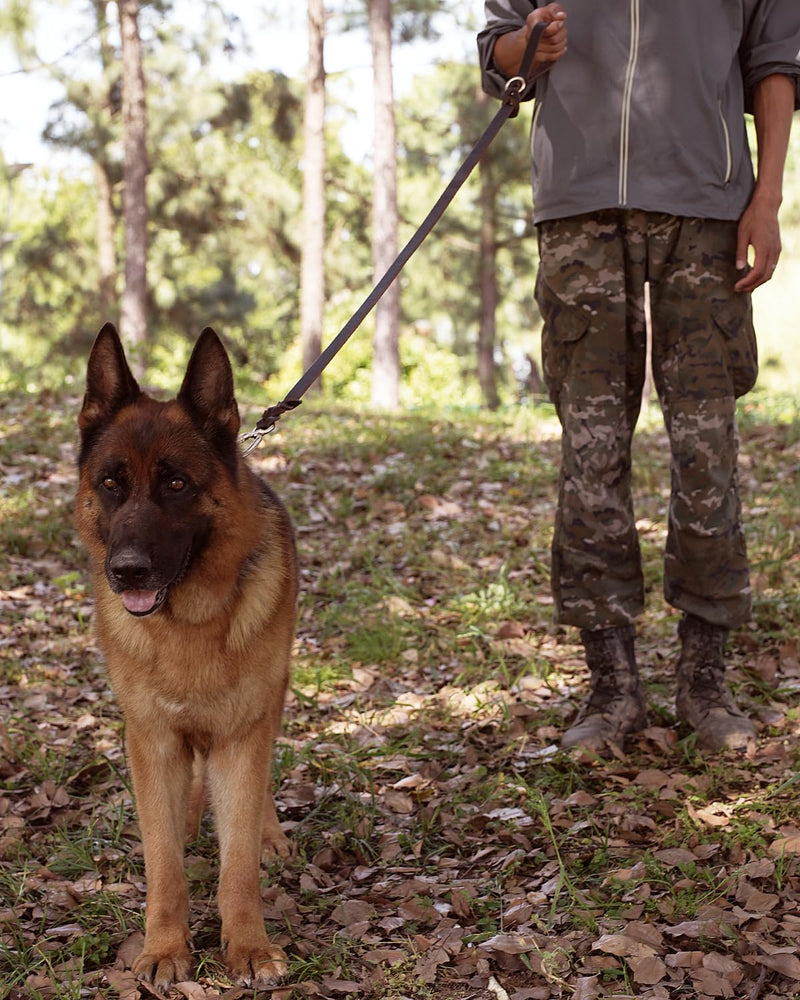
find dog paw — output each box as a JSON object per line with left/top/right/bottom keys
{"left": 261, "top": 827, "right": 294, "bottom": 861}
{"left": 225, "top": 940, "right": 288, "bottom": 987}
{"left": 133, "top": 945, "right": 193, "bottom": 994}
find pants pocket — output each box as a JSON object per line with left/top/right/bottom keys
{"left": 535, "top": 270, "right": 591, "bottom": 406}
{"left": 712, "top": 296, "right": 758, "bottom": 398}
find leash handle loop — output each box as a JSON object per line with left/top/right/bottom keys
{"left": 502, "top": 20, "right": 547, "bottom": 117}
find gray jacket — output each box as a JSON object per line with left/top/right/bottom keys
{"left": 478, "top": 0, "right": 800, "bottom": 223}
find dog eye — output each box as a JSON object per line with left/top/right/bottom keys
{"left": 169, "top": 477, "right": 186, "bottom": 492}
{"left": 102, "top": 477, "right": 118, "bottom": 492}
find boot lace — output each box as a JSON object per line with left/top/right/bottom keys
{"left": 582, "top": 631, "right": 636, "bottom": 712}
{"left": 683, "top": 631, "right": 731, "bottom": 709}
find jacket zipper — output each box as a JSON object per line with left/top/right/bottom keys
{"left": 717, "top": 100, "right": 733, "bottom": 183}
{"left": 619, "top": 0, "right": 640, "bottom": 205}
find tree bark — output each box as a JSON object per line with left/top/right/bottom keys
{"left": 94, "top": 160, "right": 117, "bottom": 318}
{"left": 92, "top": 0, "right": 118, "bottom": 320}
{"left": 300, "top": 0, "right": 326, "bottom": 390}
{"left": 368, "top": 0, "right": 400, "bottom": 409}
{"left": 119, "top": 0, "right": 148, "bottom": 363}
{"left": 477, "top": 154, "right": 500, "bottom": 410}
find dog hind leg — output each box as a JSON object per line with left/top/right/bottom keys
{"left": 186, "top": 750, "right": 207, "bottom": 840}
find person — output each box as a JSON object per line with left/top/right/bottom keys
{"left": 478, "top": 2, "right": 800, "bottom": 753}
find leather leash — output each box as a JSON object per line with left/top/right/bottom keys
{"left": 241, "top": 19, "right": 548, "bottom": 455}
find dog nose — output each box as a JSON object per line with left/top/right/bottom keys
{"left": 108, "top": 548, "right": 153, "bottom": 588}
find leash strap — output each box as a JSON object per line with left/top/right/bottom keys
{"left": 242, "top": 19, "right": 548, "bottom": 450}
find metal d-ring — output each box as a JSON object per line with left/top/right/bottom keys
{"left": 504, "top": 75, "right": 526, "bottom": 95}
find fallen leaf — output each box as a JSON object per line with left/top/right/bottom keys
{"left": 383, "top": 789, "right": 415, "bottom": 814}
{"left": 102, "top": 969, "right": 141, "bottom": 1000}
{"left": 174, "top": 984, "right": 206, "bottom": 1000}
{"left": 664, "top": 920, "right": 722, "bottom": 940}
{"left": 569, "top": 976, "right": 599, "bottom": 1000}
{"left": 114, "top": 931, "right": 144, "bottom": 970}
{"left": 702, "top": 952, "right": 744, "bottom": 979}
{"left": 654, "top": 847, "right": 697, "bottom": 867}
{"left": 769, "top": 835, "right": 800, "bottom": 856}
{"left": 483, "top": 933, "right": 538, "bottom": 955}
{"left": 754, "top": 952, "right": 800, "bottom": 980}
{"left": 665, "top": 951, "right": 704, "bottom": 968}
{"left": 496, "top": 621, "right": 526, "bottom": 640}
{"left": 331, "top": 899, "right": 376, "bottom": 927}
{"left": 740, "top": 890, "right": 779, "bottom": 913}
{"left": 362, "top": 948, "right": 405, "bottom": 965}
{"left": 628, "top": 955, "right": 667, "bottom": 985}
{"left": 592, "top": 933, "right": 657, "bottom": 959}
{"left": 320, "top": 980, "right": 363, "bottom": 995}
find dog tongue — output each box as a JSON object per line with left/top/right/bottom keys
{"left": 122, "top": 591, "right": 159, "bottom": 614}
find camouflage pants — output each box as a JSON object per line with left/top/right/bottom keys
{"left": 535, "top": 211, "right": 758, "bottom": 630}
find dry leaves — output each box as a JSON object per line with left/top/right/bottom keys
{"left": 3, "top": 403, "right": 800, "bottom": 998}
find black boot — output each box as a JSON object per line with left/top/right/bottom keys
{"left": 562, "top": 625, "right": 648, "bottom": 752}
{"left": 675, "top": 614, "right": 755, "bottom": 752}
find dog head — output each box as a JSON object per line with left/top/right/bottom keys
{"left": 77, "top": 323, "right": 241, "bottom": 617}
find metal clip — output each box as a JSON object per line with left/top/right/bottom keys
{"left": 502, "top": 75, "right": 527, "bottom": 117}
{"left": 238, "top": 399, "right": 299, "bottom": 456}
{"left": 239, "top": 426, "right": 270, "bottom": 457}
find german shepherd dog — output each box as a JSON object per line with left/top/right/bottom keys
{"left": 76, "top": 324, "right": 297, "bottom": 991}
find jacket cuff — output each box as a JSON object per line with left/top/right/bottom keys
{"left": 477, "top": 24, "right": 538, "bottom": 103}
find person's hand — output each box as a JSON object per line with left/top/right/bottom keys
{"left": 492, "top": 3, "right": 567, "bottom": 79}
{"left": 734, "top": 194, "right": 782, "bottom": 292}
{"left": 526, "top": 3, "right": 568, "bottom": 65}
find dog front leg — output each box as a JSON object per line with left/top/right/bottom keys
{"left": 126, "top": 723, "right": 194, "bottom": 991}
{"left": 207, "top": 727, "right": 288, "bottom": 987}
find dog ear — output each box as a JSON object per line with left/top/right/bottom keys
{"left": 178, "top": 327, "right": 240, "bottom": 440}
{"left": 79, "top": 323, "right": 142, "bottom": 440}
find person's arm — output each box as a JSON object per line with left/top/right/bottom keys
{"left": 493, "top": 2, "right": 568, "bottom": 79}
{"left": 735, "top": 73, "right": 796, "bottom": 292}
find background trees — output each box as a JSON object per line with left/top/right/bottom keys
{"left": 0, "top": 2, "right": 798, "bottom": 408}
{"left": 300, "top": 0, "right": 326, "bottom": 389}
{"left": 367, "top": 0, "right": 400, "bottom": 409}
{"left": 119, "top": 0, "right": 148, "bottom": 365}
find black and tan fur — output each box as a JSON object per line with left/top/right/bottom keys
{"left": 76, "top": 324, "right": 297, "bottom": 990}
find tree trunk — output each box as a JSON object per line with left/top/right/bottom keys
{"left": 119, "top": 0, "right": 148, "bottom": 364}
{"left": 93, "top": 0, "right": 118, "bottom": 321}
{"left": 368, "top": 0, "right": 400, "bottom": 409}
{"left": 300, "top": 0, "right": 326, "bottom": 391}
{"left": 95, "top": 160, "right": 117, "bottom": 318}
{"left": 477, "top": 155, "right": 500, "bottom": 410}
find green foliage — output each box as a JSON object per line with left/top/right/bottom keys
{"left": 778, "top": 120, "right": 800, "bottom": 228}
{"left": 145, "top": 65, "right": 305, "bottom": 373}
{"left": 261, "top": 324, "right": 483, "bottom": 410}
{"left": 332, "top": 0, "right": 456, "bottom": 44}
{"left": 0, "top": 0, "right": 36, "bottom": 58}
{"left": 395, "top": 60, "right": 542, "bottom": 403}
{"left": 0, "top": 170, "right": 101, "bottom": 385}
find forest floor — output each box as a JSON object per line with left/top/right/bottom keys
{"left": 2, "top": 387, "right": 800, "bottom": 999}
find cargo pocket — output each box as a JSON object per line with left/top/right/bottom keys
{"left": 535, "top": 270, "right": 591, "bottom": 405}
{"left": 712, "top": 296, "right": 758, "bottom": 398}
